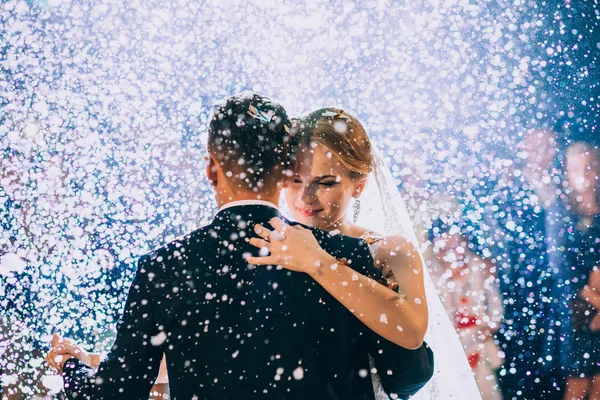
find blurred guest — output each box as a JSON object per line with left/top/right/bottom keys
{"left": 558, "top": 142, "right": 600, "bottom": 400}
{"left": 428, "top": 218, "right": 504, "bottom": 400}
{"left": 478, "top": 128, "right": 564, "bottom": 399}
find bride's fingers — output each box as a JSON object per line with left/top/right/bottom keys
{"left": 269, "top": 217, "right": 289, "bottom": 232}
{"left": 51, "top": 333, "right": 61, "bottom": 347}
{"left": 254, "top": 224, "right": 272, "bottom": 239}
{"left": 52, "top": 348, "right": 73, "bottom": 356}
{"left": 245, "top": 255, "right": 279, "bottom": 266}
{"left": 248, "top": 237, "right": 270, "bottom": 249}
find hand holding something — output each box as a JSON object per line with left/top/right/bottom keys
{"left": 246, "top": 217, "right": 329, "bottom": 276}
{"left": 578, "top": 269, "right": 600, "bottom": 331}
{"left": 579, "top": 267, "right": 600, "bottom": 310}
{"left": 588, "top": 267, "right": 600, "bottom": 290}
{"left": 590, "top": 313, "right": 600, "bottom": 332}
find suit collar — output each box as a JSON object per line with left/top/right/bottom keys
{"left": 218, "top": 199, "right": 279, "bottom": 213}
{"left": 212, "top": 204, "right": 282, "bottom": 225}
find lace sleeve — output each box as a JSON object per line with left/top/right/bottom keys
{"left": 361, "top": 231, "right": 407, "bottom": 298}
{"left": 360, "top": 231, "right": 385, "bottom": 259}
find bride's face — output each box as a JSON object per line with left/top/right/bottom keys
{"left": 284, "top": 143, "right": 359, "bottom": 230}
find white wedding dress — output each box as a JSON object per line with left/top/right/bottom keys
{"left": 354, "top": 147, "right": 482, "bottom": 400}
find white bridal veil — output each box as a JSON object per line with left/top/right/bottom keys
{"left": 355, "top": 147, "right": 482, "bottom": 400}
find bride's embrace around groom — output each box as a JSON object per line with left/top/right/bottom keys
{"left": 46, "top": 92, "right": 479, "bottom": 399}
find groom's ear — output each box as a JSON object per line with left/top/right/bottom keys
{"left": 206, "top": 156, "right": 218, "bottom": 187}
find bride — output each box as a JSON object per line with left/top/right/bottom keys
{"left": 246, "top": 108, "right": 482, "bottom": 399}
{"left": 48, "top": 106, "right": 481, "bottom": 399}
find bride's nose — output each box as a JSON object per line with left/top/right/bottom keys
{"left": 300, "top": 184, "right": 318, "bottom": 204}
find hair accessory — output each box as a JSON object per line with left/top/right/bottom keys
{"left": 247, "top": 104, "right": 275, "bottom": 123}
{"left": 322, "top": 109, "right": 351, "bottom": 120}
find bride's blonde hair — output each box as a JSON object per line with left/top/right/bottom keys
{"left": 292, "top": 108, "right": 374, "bottom": 179}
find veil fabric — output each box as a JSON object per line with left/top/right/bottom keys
{"left": 355, "top": 147, "right": 482, "bottom": 400}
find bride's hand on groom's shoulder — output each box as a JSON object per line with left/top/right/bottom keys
{"left": 246, "top": 217, "right": 330, "bottom": 276}
{"left": 45, "top": 333, "right": 99, "bottom": 373}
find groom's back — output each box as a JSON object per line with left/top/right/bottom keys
{"left": 144, "top": 205, "right": 371, "bottom": 399}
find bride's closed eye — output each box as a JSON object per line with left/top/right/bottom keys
{"left": 314, "top": 175, "right": 340, "bottom": 187}
{"left": 317, "top": 181, "right": 337, "bottom": 187}
{"left": 292, "top": 177, "right": 337, "bottom": 187}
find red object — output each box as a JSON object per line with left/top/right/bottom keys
{"left": 467, "top": 352, "right": 480, "bottom": 369}
{"left": 455, "top": 311, "right": 478, "bottom": 329}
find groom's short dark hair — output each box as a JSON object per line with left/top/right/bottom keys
{"left": 207, "top": 91, "right": 292, "bottom": 193}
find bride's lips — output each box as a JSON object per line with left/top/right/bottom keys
{"left": 297, "top": 207, "right": 323, "bottom": 217}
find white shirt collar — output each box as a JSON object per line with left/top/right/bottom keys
{"left": 217, "top": 199, "right": 279, "bottom": 213}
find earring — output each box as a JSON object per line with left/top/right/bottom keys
{"left": 353, "top": 198, "right": 361, "bottom": 222}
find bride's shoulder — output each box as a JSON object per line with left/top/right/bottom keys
{"left": 359, "top": 229, "right": 414, "bottom": 251}
{"left": 376, "top": 234, "right": 420, "bottom": 260}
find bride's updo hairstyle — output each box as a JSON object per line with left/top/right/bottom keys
{"left": 291, "top": 108, "right": 374, "bottom": 179}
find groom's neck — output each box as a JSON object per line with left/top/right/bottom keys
{"left": 214, "top": 185, "right": 281, "bottom": 210}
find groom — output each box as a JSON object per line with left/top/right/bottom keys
{"left": 52, "top": 92, "right": 433, "bottom": 399}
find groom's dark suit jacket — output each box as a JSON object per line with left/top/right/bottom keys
{"left": 63, "top": 205, "right": 433, "bottom": 399}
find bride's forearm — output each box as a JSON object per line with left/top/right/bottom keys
{"left": 309, "top": 253, "right": 426, "bottom": 349}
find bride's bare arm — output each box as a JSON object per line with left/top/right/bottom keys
{"left": 246, "top": 218, "right": 427, "bottom": 349}
{"left": 310, "top": 235, "right": 428, "bottom": 349}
